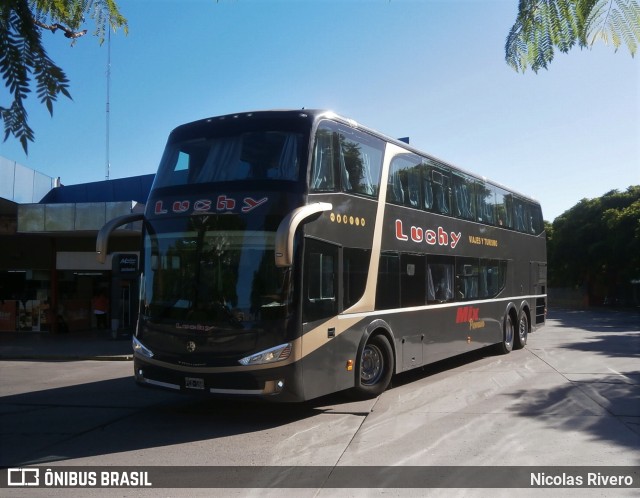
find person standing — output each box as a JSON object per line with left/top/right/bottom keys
{"left": 92, "top": 292, "right": 109, "bottom": 330}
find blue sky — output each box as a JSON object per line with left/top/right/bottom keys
{"left": 1, "top": 0, "right": 638, "bottom": 221}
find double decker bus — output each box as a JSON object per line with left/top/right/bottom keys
{"left": 97, "top": 110, "right": 547, "bottom": 402}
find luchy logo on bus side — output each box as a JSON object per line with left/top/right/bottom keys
{"left": 154, "top": 195, "right": 268, "bottom": 215}
{"left": 395, "top": 219, "right": 462, "bottom": 249}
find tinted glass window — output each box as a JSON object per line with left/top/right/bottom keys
{"left": 530, "top": 203, "right": 544, "bottom": 235}
{"left": 478, "top": 259, "right": 507, "bottom": 298}
{"left": 427, "top": 256, "right": 455, "bottom": 303}
{"left": 340, "top": 132, "right": 384, "bottom": 198}
{"left": 310, "top": 127, "right": 336, "bottom": 191}
{"left": 513, "top": 197, "right": 536, "bottom": 233}
{"left": 375, "top": 252, "right": 400, "bottom": 310}
{"left": 310, "top": 121, "right": 384, "bottom": 198}
{"left": 457, "top": 258, "right": 509, "bottom": 300}
{"left": 141, "top": 222, "right": 291, "bottom": 323}
{"left": 456, "top": 258, "right": 479, "bottom": 300}
{"left": 424, "top": 162, "right": 451, "bottom": 215}
{"left": 452, "top": 173, "right": 476, "bottom": 221}
{"left": 495, "top": 188, "right": 514, "bottom": 229}
{"left": 476, "top": 183, "right": 496, "bottom": 225}
{"left": 344, "top": 248, "right": 371, "bottom": 308}
{"left": 303, "top": 238, "right": 338, "bottom": 322}
{"left": 155, "top": 131, "right": 303, "bottom": 187}
{"left": 401, "top": 253, "right": 426, "bottom": 307}
{"left": 387, "top": 154, "right": 422, "bottom": 208}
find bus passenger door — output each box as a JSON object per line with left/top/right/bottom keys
{"left": 300, "top": 238, "right": 344, "bottom": 399}
{"left": 400, "top": 253, "right": 425, "bottom": 371}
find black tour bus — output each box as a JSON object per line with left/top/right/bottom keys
{"left": 97, "top": 110, "right": 547, "bottom": 402}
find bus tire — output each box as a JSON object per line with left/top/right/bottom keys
{"left": 496, "top": 313, "right": 514, "bottom": 355}
{"left": 354, "top": 334, "right": 394, "bottom": 398}
{"left": 514, "top": 310, "right": 528, "bottom": 349}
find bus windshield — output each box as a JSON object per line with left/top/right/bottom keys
{"left": 153, "top": 130, "right": 304, "bottom": 188}
{"left": 141, "top": 219, "right": 292, "bottom": 325}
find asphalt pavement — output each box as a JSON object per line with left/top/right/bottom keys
{"left": 0, "top": 329, "right": 133, "bottom": 361}
{"left": 0, "top": 306, "right": 638, "bottom": 364}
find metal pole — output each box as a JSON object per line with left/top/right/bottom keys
{"left": 106, "top": 25, "right": 111, "bottom": 181}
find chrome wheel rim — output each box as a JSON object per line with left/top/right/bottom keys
{"left": 518, "top": 317, "right": 527, "bottom": 343}
{"left": 361, "top": 344, "right": 384, "bottom": 385}
{"left": 505, "top": 316, "right": 514, "bottom": 346}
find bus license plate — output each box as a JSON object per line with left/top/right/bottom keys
{"left": 185, "top": 377, "right": 204, "bottom": 390}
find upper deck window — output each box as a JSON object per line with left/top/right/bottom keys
{"left": 387, "top": 154, "right": 422, "bottom": 208}
{"left": 310, "top": 121, "right": 384, "bottom": 198}
{"left": 154, "top": 131, "right": 303, "bottom": 188}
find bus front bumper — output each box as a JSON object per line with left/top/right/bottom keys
{"left": 133, "top": 356, "right": 304, "bottom": 402}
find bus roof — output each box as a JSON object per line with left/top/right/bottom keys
{"left": 171, "top": 109, "right": 541, "bottom": 206}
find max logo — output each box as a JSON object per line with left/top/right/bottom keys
{"left": 456, "top": 306, "right": 479, "bottom": 324}
{"left": 154, "top": 196, "right": 268, "bottom": 215}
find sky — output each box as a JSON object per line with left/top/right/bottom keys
{"left": 1, "top": 0, "right": 638, "bottom": 222}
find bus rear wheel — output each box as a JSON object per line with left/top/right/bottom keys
{"left": 354, "top": 334, "right": 394, "bottom": 398}
{"left": 514, "top": 311, "right": 528, "bottom": 349}
{"left": 496, "top": 313, "right": 514, "bottom": 355}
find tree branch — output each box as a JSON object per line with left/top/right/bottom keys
{"left": 33, "top": 19, "right": 88, "bottom": 39}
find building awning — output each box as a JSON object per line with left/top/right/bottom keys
{"left": 17, "top": 201, "right": 144, "bottom": 234}
{"left": 0, "top": 197, "right": 18, "bottom": 217}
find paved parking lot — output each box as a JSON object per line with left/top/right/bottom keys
{"left": 0, "top": 308, "right": 638, "bottom": 496}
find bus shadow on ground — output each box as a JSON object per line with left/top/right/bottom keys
{"left": 389, "top": 346, "right": 494, "bottom": 390}
{"left": 0, "top": 376, "right": 330, "bottom": 467}
{"left": 0, "top": 347, "right": 499, "bottom": 467}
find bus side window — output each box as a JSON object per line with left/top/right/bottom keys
{"left": 452, "top": 173, "right": 476, "bottom": 221}
{"left": 428, "top": 165, "right": 451, "bottom": 215}
{"left": 479, "top": 259, "right": 503, "bottom": 298}
{"left": 495, "top": 188, "right": 513, "bottom": 229}
{"left": 401, "top": 253, "right": 426, "bottom": 306}
{"left": 387, "top": 154, "right": 421, "bottom": 208}
{"left": 338, "top": 132, "right": 384, "bottom": 198}
{"left": 456, "top": 258, "right": 479, "bottom": 300}
{"left": 427, "top": 257, "right": 454, "bottom": 303}
{"left": 513, "top": 197, "right": 530, "bottom": 233}
{"left": 423, "top": 162, "right": 434, "bottom": 210}
{"left": 375, "top": 252, "right": 400, "bottom": 310}
{"left": 477, "top": 183, "right": 496, "bottom": 225}
{"left": 310, "top": 128, "right": 336, "bottom": 191}
{"left": 303, "top": 238, "right": 338, "bottom": 323}
{"left": 343, "top": 248, "right": 371, "bottom": 309}
{"left": 529, "top": 202, "right": 544, "bottom": 235}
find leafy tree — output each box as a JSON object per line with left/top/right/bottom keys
{"left": 0, "top": 0, "right": 127, "bottom": 153}
{"left": 506, "top": 0, "right": 640, "bottom": 72}
{"left": 548, "top": 186, "right": 640, "bottom": 305}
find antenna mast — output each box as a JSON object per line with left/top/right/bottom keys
{"left": 105, "top": 25, "right": 111, "bottom": 181}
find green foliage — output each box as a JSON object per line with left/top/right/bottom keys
{"left": 506, "top": 0, "right": 640, "bottom": 72}
{"left": 548, "top": 186, "right": 640, "bottom": 303}
{"left": 0, "top": 0, "right": 127, "bottom": 153}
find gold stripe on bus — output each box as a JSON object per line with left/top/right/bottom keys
{"left": 136, "top": 314, "right": 366, "bottom": 374}
{"left": 343, "top": 142, "right": 408, "bottom": 314}
{"left": 300, "top": 314, "right": 365, "bottom": 358}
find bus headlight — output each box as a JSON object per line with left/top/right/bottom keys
{"left": 239, "top": 343, "right": 292, "bottom": 366}
{"left": 132, "top": 336, "right": 154, "bottom": 358}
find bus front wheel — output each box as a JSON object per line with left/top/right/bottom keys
{"left": 354, "top": 334, "right": 394, "bottom": 398}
